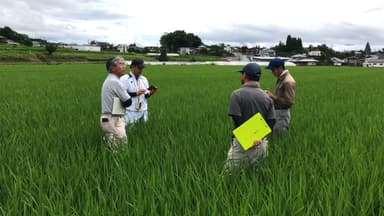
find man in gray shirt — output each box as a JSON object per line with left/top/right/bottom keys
{"left": 225, "top": 63, "right": 276, "bottom": 173}
{"left": 100, "top": 56, "right": 132, "bottom": 148}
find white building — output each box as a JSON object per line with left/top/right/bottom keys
{"left": 308, "top": 50, "right": 321, "bottom": 57}
{"left": 289, "top": 54, "right": 319, "bottom": 66}
{"left": 331, "top": 57, "right": 345, "bottom": 66}
{"left": 71, "top": 45, "right": 101, "bottom": 52}
{"left": 146, "top": 53, "right": 180, "bottom": 57}
{"left": 117, "top": 44, "right": 129, "bottom": 53}
{"left": 259, "top": 48, "right": 276, "bottom": 57}
{"left": 363, "top": 58, "right": 384, "bottom": 67}
{"left": 179, "top": 47, "right": 193, "bottom": 55}
{"left": 224, "top": 45, "right": 233, "bottom": 54}
{"left": 0, "top": 36, "right": 20, "bottom": 45}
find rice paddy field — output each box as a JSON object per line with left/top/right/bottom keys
{"left": 0, "top": 63, "right": 383, "bottom": 215}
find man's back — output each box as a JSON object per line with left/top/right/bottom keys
{"left": 274, "top": 71, "right": 296, "bottom": 109}
{"left": 228, "top": 82, "right": 275, "bottom": 126}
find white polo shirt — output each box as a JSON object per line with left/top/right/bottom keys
{"left": 120, "top": 72, "right": 150, "bottom": 112}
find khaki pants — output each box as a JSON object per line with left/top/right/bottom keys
{"left": 273, "top": 109, "right": 291, "bottom": 135}
{"left": 100, "top": 113, "right": 127, "bottom": 148}
{"left": 225, "top": 138, "right": 268, "bottom": 173}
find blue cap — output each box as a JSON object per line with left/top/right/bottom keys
{"left": 266, "top": 57, "right": 285, "bottom": 70}
{"left": 236, "top": 63, "right": 261, "bottom": 80}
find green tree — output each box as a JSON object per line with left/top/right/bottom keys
{"left": 285, "top": 35, "right": 303, "bottom": 54}
{"left": 208, "top": 44, "right": 225, "bottom": 56}
{"left": 0, "top": 26, "right": 32, "bottom": 46}
{"left": 46, "top": 43, "right": 57, "bottom": 55}
{"left": 158, "top": 47, "right": 168, "bottom": 61}
{"left": 272, "top": 35, "right": 304, "bottom": 56}
{"left": 160, "top": 30, "right": 202, "bottom": 52}
{"left": 365, "top": 42, "right": 371, "bottom": 55}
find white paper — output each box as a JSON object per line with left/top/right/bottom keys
{"left": 112, "top": 97, "right": 125, "bottom": 115}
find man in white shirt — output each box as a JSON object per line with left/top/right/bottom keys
{"left": 120, "top": 59, "right": 157, "bottom": 125}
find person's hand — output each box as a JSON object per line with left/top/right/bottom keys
{"left": 253, "top": 140, "right": 263, "bottom": 149}
{"left": 265, "top": 90, "right": 273, "bottom": 97}
{"left": 137, "top": 89, "right": 146, "bottom": 95}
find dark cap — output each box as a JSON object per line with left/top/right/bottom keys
{"left": 236, "top": 63, "right": 262, "bottom": 80}
{"left": 266, "top": 57, "right": 285, "bottom": 69}
{"left": 106, "top": 57, "right": 114, "bottom": 72}
{"left": 130, "top": 58, "right": 145, "bottom": 69}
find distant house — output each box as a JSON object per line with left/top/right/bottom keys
{"left": 117, "top": 44, "right": 129, "bottom": 53}
{"left": 344, "top": 56, "right": 363, "bottom": 66}
{"left": 290, "top": 54, "right": 307, "bottom": 59}
{"left": 123, "top": 43, "right": 144, "bottom": 53}
{"left": 245, "top": 47, "right": 261, "bottom": 56}
{"left": 251, "top": 56, "right": 296, "bottom": 66}
{"left": 0, "top": 36, "right": 20, "bottom": 45}
{"left": 147, "top": 53, "right": 179, "bottom": 57}
{"left": 259, "top": 48, "right": 276, "bottom": 57}
{"left": 31, "top": 39, "right": 46, "bottom": 47}
{"left": 32, "top": 41, "right": 41, "bottom": 47}
{"left": 331, "top": 57, "right": 345, "bottom": 66}
{"left": 71, "top": 45, "right": 101, "bottom": 52}
{"left": 308, "top": 50, "right": 321, "bottom": 57}
{"left": 224, "top": 45, "right": 233, "bottom": 54}
{"left": 363, "top": 58, "right": 384, "bottom": 67}
{"left": 145, "top": 46, "right": 160, "bottom": 53}
{"left": 289, "top": 54, "right": 318, "bottom": 66}
{"left": 289, "top": 58, "right": 318, "bottom": 66}
{"left": 6, "top": 40, "right": 19, "bottom": 45}
{"left": 0, "top": 36, "right": 7, "bottom": 44}
{"left": 57, "top": 43, "right": 71, "bottom": 48}
{"left": 179, "top": 47, "right": 193, "bottom": 55}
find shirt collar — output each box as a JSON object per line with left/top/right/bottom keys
{"left": 130, "top": 71, "right": 140, "bottom": 80}
{"left": 108, "top": 73, "right": 119, "bottom": 79}
{"left": 280, "top": 70, "right": 289, "bottom": 77}
{"left": 243, "top": 81, "right": 260, "bottom": 88}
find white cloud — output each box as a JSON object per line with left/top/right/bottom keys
{"left": 0, "top": 0, "right": 383, "bottom": 50}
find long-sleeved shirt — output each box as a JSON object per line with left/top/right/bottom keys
{"left": 271, "top": 70, "right": 296, "bottom": 109}
{"left": 120, "top": 72, "right": 151, "bottom": 111}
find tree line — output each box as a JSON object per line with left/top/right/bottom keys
{"left": 0, "top": 26, "right": 33, "bottom": 46}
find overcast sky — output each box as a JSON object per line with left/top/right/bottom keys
{"left": 1, "top": 0, "right": 383, "bottom": 51}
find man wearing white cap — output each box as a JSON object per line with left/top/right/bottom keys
{"left": 120, "top": 58, "right": 157, "bottom": 125}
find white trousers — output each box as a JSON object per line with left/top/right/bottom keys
{"left": 124, "top": 110, "right": 148, "bottom": 125}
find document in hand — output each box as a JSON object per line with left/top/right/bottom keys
{"left": 112, "top": 97, "right": 125, "bottom": 115}
{"left": 232, "top": 113, "right": 272, "bottom": 150}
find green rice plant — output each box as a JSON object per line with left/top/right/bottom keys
{"left": 0, "top": 64, "right": 383, "bottom": 215}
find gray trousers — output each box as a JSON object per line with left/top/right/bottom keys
{"left": 273, "top": 109, "right": 291, "bottom": 135}
{"left": 224, "top": 138, "right": 268, "bottom": 173}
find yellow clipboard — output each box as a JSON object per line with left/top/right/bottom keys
{"left": 232, "top": 113, "right": 272, "bottom": 150}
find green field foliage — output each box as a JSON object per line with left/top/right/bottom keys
{"left": 0, "top": 64, "right": 383, "bottom": 215}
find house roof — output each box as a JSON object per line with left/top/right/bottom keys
{"left": 288, "top": 58, "right": 319, "bottom": 63}
{"left": 366, "top": 59, "right": 384, "bottom": 63}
